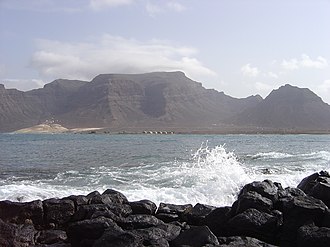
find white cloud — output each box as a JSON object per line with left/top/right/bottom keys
{"left": 0, "top": 64, "right": 7, "bottom": 77}
{"left": 90, "top": 0, "right": 134, "bottom": 10}
{"left": 282, "top": 54, "right": 328, "bottom": 70}
{"left": 255, "top": 82, "right": 273, "bottom": 92}
{"left": 267, "top": 72, "right": 278, "bottom": 78}
{"left": 145, "top": 1, "right": 186, "bottom": 16}
{"left": 167, "top": 2, "right": 186, "bottom": 12}
{"left": 318, "top": 79, "right": 330, "bottom": 91}
{"left": 145, "top": 2, "right": 162, "bottom": 16}
{"left": 300, "top": 54, "right": 328, "bottom": 69}
{"left": 281, "top": 59, "right": 299, "bottom": 70}
{"left": 315, "top": 80, "right": 330, "bottom": 104}
{"left": 1, "top": 0, "right": 82, "bottom": 13}
{"left": 241, "top": 64, "right": 260, "bottom": 77}
{"left": 1, "top": 79, "right": 45, "bottom": 91}
{"left": 30, "top": 35, "right": 216, "bottom": 82}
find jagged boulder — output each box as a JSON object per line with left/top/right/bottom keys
{"left": 0, "top": 200, "right": 43, "bottom": 227}
{"left": 297, "top": 224, "right": 330, "bottom": 247}
{"left": 232, "top": 191, "right": 273, "bottom": 215}
{"left": 171, "top": 225, "right": 219, "bottom": 247}
{"left": 129, "top": 199, "right": 157, "bottom": 215}
{"left": 238, "top": 180, "right": 281, "bottom": 203}
{"left": 218, "top": 236, "right": 278, "bottom": 247}
{"left": 183, "top": 203, "right": 216, "bottom": 226}
{"left": 276, "top": 194, "right": 328, "bottom": 246}
{"left": 130, "top": 223, "right": 181, "bottom": 245}
{"left": 43, "top": 198, "right": 75, "bottom": 228}
{"left": 67, "top": 216, "right": 121, "bottom": 246}
{"left": 156, "top": 203, "right": 192, "bottom": 223}
{"left": 297, "top": 171, "right": 330, "bottom": 207}
{"left": 0, "top": 220, "right": 37, "bottom": 246}
{"left": 227, "top": 208, "right": 282, "bottom": 244}
{"left": 205, "top": 206, "right": 232, "bottom": 236}
{"left": 36, "top": 229, "right": 67, "bottom": 244}
{"left": 73, "top": 203, "right": 132, "bottom": 222}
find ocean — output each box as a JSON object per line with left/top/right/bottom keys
{"left": 0, "top": 134, "right": 329, "bottom": 206}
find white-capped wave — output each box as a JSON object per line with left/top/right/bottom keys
{"left": 250, "top": 152, "right": 293, "bottom": 159}
{"left": 250, "top": 151, "right": 330, "bottom": 161}
{"left": 0, "top": 183, "right": 88, "bottom": 202}
{"left": 121, "top": 144, "right": 252, "bottom": 206}
{"left": 300, "top": 151, "right": 330, "bottom": 161}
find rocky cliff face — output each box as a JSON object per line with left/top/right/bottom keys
{"left": 232, "top": 84, "right": 330, "bottom": 130}
{"left": 1, "top": 73, "right": 329, "bottom": 132}
{"left": 0, "top": 80, "right": 87, "bottom": 132}
{"left": 0, "top": 72, "right": 262, "bottom": 132}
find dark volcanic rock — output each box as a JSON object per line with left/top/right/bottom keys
{"left": 73, "top": 203, "right": 132, "bottom": 222}
{"left": 43, "top": 198, "right": 75, "bottom": 227}
{"left": 171, "top": 225, "right": 219, "bottom": 247}
{"left": 0, "top": 219, "right": 17, "bottom": 247}
{"left": 227, "top": 208, "right": 282, "bottom": 244}
{"left": 1, "top": 172, "right": 330, "bottom": 247}
{"left": 94, "top": 229, "right": 142, "bottom": 247}
{"left": 277, "top": 195, "right": 327, "bottom": 221}
{"left": 0, "top": 220, "right": 37, "bottom": 247}
{"left": 156, "top": 202, "right": 192, "bottom": 222}
{"left": 130, "top": 223, "right": 181, "bottom": 245}
{"left": 64, "top": 195, "right": 89, "bottom": 209}
{"left": 117, "top": 214, "right": 164, "bottom": 230}
{"left": 232, "top": 191, "right": 273, "bottom": 215}
{"left": 297, "top": 171, "right": 330, "bottom": 207}
{"left": 184, "top": 203, "right": 216, "bottom": 226}
{"left": 129, "top": 199, "right": 157, "bottom": 215}
{"left": 102, "top": 189, "right": 129, "bottom": 204}
{"left": 0, "top": 199, "right": 43, "bottom": 227}
{"left": 205, "top": 206, "right": 232, "bottom": 236}
{"left": 297, "top": 224, "right": 330, "bottom": 247}
{"left": 37, "top": 229, "right": 67, "bottom": 244}
{"left": 218, "top": 236, "right": 278, "bottom": 247}
{"left": 157, "top": 203, "right": 193, "bottom": 215}
{"left": 278, "top": 187, "right": 306, "bottom": 199}
{"left": 277, "top": 194, "right": 328, "bottom": 246}
{"left": 239, "top": 180, "right": 281, "bottom": 203}
{"left": 67, "top": 216, "right": 121, "bottom": 246}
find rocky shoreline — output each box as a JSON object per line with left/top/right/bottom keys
{"left": 1, "top": 171, "right": 330, "bottom": 247}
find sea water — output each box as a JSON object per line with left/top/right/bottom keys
{"left": 0, "top": 134, "right": 329, "bottom": 206}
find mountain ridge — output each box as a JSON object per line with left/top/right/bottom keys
{"left": 1, "top": 72, "right": 329, "bottom": 133}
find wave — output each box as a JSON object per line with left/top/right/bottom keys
{"left": 249, "top": 151, "right": 330, "bottom": 161}
{"left": 249, "top": 152, "right": 293, "bottom": 160}
{"left": 1, "top": 143, "right": 328, "bottom": 207}
{"left": 0, "top": 144, "right": 252, "bottom": 206}
{"left": 120, "top": 144, "right": 252, "bottom": 206}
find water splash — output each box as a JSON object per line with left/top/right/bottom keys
{"left": 124, "top": 143, "right": 251, "bottom": 206}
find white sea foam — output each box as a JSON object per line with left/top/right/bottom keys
{"left": 250, "top": 151, "right": 330, "bottom": 161}
{"left": 1, "top": 142, "right": 329, "bottom": 207}
{"left": 122, "top": 144, "right": 252, "bottom": 206}
{"left": 250, "top": 152, "right": 293, "bottom": 159}
{"left": 0, "top": 183, "right": 88, "bottom": 202}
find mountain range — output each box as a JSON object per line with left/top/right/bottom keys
{"left": 1, "top": 71, "right": 330, "bottom": 133}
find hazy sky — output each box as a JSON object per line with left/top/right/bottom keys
{"left": 1, "top": 0, "right": 330, "bottom": 103}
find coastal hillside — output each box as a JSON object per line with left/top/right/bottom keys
{"left": 1, "top": 72, "right": 329, "bottom": 133}
{"left": 0, "top": 72, "right": 261, "bottom": 132}
{"left": 231, "top": 84, "right": 330, "bottom": 131}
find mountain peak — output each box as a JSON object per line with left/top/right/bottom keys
{"left": 232, "top": 84, "right": 330, "bottom": 130}
{"left": 267, "top": 84, "right": 324, "bottom": 104}
{"left": 1, "top": 73, "right": 329, "bottom": 133}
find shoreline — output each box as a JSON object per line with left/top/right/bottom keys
{"left": 1, "top": 171, "right": 330, "bottom": 246}
{"left": 5, "top": 123, "right": 330, "bottom": 135}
